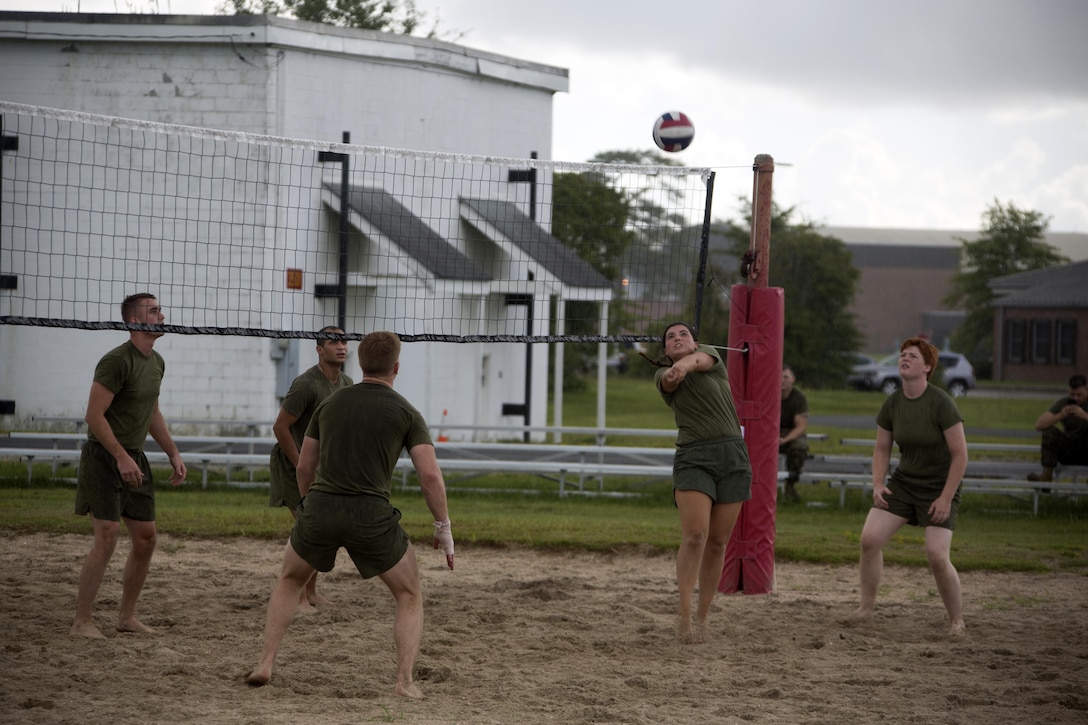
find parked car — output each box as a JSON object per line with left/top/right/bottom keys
{"left": 849, "top": 353, "right": 902, "bottom": 395}
{"left": 937, "top": 352, "right": 977, "bottom": 397}
{"left": 849, "top": 351, "right": 976, "bottom": 397}
{"left": 846, "top": 353, "right": 878, "bottom": 389}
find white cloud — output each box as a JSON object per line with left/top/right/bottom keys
{"left": 979, "top": 138, "right": 1048, "bottom": 192}
{"left": 987, "top": 106, "right": 1072, "bottom": 125}
{"left": 411, "top": 0, "right": 1088, "bottom": 232}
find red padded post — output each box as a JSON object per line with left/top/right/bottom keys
{"left": 719, "top": 284, "right": 784, "bottom": 594}
{"left": 720, "top": 154, "right": 782, "bottom": 594}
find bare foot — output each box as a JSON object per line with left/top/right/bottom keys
{"left": 116, "top": 617, "right": 156, "bottom": 634}
{"left": 678, "top": 629, "right": 707, "bottom": 645}
{"left": 294, "top": 586, "right": 318, "bottom": 614}
{"left": 71, "top": 621, "right": 106, "bottom": 639}
{"left": 675, "top": 616, "right": 692, "bottom": 643}
{"left": 395, "top": 680, "right": 423, "bottom": 699}
{"left": 948, "top": 621, "right": 966, "bottom": 637}
{"left": 676, "top": 617, "right": 707, "bottom": 644}
{"left": 308, "top": 592, "right": 330, "bottom": 607}
{"left": 841, "top": 608, "right": 873, "bottom": 626}
{"left": 245, "top": 667, "right": 271, "bottom": 687}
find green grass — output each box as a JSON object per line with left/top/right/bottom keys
{"left": 4, "top": 477, "right": 1084, "bottom": 572}
{"left": 2, "top": 377, "right": 1085, "bottom": 574}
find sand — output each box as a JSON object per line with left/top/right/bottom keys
{"left": 1, "top": 531, "right": 1086, "bottom": 724}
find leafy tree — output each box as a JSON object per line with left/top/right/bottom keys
{"left": 550, "top": 171, "right": 636, "bottom": 388}
{"left": 943, "top": 200, "right": 1069, "bottom": 376}
{"left": 588, "top": 150, "right": 688, "bottom": 235}
{"left": 721, "top": 200, "right": 863, "bottom": 388}
{"left": 219, "top": 0, "right": 436, "bottom": 34}
{"left": 549, "top": 149, "right": 730, "bottom": 384}
{"left": 552, "top": 171, "right": 636, "bottom": 281}
{"left": 591, "top": 149, "right": 680, "bottom": 166}
{"left": 583, "top": 149, "right": 706, "bottom": 349}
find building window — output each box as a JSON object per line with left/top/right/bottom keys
{"left": 1031, "top": 320, "right": 1052, "bottom": 363}
{"left": 1005, "top": 319, "right": 1026, "bottom": 363}
{"left": 1056, "top": 320, "right": 1076, "bottom": 365}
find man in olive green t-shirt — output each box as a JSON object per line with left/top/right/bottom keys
{"left": 1028, "top": 373, "right": 1088, "bottom": 482}
{"left": 247, "top": 331, "right": 454, "bottom": 699}
{"left": 268, "top": 325, "right": 353, "bottom": 610}
{"left": 71, "top": 293, "right": 187, "bottom": 639}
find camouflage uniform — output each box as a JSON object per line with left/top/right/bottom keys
{"left": 780, "top": 387, "right": 809, "bottom": 501}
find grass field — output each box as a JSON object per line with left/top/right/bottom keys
{"left": 2, "top": 377, "right": 1085, "bottom": 574}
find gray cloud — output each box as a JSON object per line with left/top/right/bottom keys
{"left": 442, "top": 0, "right": 1088, "bottom": 106}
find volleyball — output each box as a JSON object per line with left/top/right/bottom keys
{"left": 652, "top": 111, "right": 695, "bottom": 152}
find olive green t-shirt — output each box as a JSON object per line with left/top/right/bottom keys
{"left": 305, "top": 382, "right": 432, "bottom": 499}
{"left": 877, "top": 384, "right": 964, "bottom": 489}
{"left": 88, "top": 341, "right": 165, "bottom": 451}
{"left": 780, "top": 387, "right": 809, "bottom": 438}
{"left": 655, "top": 345, "right": 743, "bottom": 446}
{"left": 1048, "top": 395, "right": 1088, "bottom": 440}
{"left": 270, "top": 365, "right": 354, "bottom": 487}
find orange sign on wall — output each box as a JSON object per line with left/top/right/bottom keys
{"left": 286, "top": 268, "right": 303, "bottom": 290}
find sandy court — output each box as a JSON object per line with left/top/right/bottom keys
{"left": 0, "top": 531, "right": 1086, "bottom": 724}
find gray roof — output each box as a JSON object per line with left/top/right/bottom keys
{"left": 326, "top": 184, "right": 490, "bottom": 282}
{"left": 460, "top": 197, "right": 612, "bottom": 290}
{"left": 822, "top": 226, "right": 979, "bottom": 246}
{"left": 823, "top": 226, "right": 1088, "bottom": 262}
{"left": 846, "top": 243, "right": 960, "bottom": 269}
{"left": 990, "top": 259, "right": 1088, "bottom": 308}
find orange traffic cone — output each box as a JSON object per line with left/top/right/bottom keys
{"left": 437, "top": 409, "right": 449, "bottom": 442}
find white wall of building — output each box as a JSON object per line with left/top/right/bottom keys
{"left": 0, "top": 13, "right": 568, "bottom": 434}
{"left": 276, "top": 41, "right": 558, "bottom": 158}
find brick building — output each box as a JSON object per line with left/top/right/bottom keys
{"left": 990, "top": 259, "right": 1088, "bottom": 383}
{"left": 824, "top": 227, "right": 1088, "bottom": 357}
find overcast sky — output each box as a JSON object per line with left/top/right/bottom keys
{"left": 3, "top": 0, "right": 1087, "bottom": 234}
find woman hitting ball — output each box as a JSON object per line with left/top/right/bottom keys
{"left": 648, "top": 322, "right": 751, "bottom": 643}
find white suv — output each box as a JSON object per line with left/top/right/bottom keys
{"left": 937, "top": 352, "right": 977, "bottom": 398}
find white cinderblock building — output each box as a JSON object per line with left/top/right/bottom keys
{"left": 0, "top": 12, "right": 591, "bottom": 436}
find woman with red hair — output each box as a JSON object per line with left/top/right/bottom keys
{"left": 847, "top": 337, "right": 968, "bottom": 634}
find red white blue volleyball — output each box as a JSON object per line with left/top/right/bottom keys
{"left": 652, "top": 111, "right": 695, "bottom": 152}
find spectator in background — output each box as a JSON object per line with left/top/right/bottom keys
{"left": 779, "top": 364, "right": 809, "bottom": 503}
{"left": 1027, "top": 373, "right": 1088, "bottom": 483}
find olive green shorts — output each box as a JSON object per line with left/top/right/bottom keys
{"left": 673, "top": 436, "right": 752, "bottom": 504}
{"left": 268, "top": 445, "right": 301, "bottom": 511}
{"left": 290, "top": 491, "right": 410, "bottom": 578}
{"left": 882, "top": 478, "right": 962, "bottom": 531}
{"left": 74, "top": 440, "right": 156, "bottom": 522}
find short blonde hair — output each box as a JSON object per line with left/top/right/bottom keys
{"left": 358, "top": 331, "right": 400, "bottom": 375}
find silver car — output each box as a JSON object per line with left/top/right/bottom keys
{"left": 937, "top": 352, "right": 977, "bottom": 397}
{"left": 849, "top": 351, "right": 976, "bottom": 397}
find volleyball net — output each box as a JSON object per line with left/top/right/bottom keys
{"left": 0, "top": 101, "right": 715, "bottom": 343}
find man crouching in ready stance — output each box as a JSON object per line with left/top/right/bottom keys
{"left": 246, "top": 331, "right": 455, "bottom": 698}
